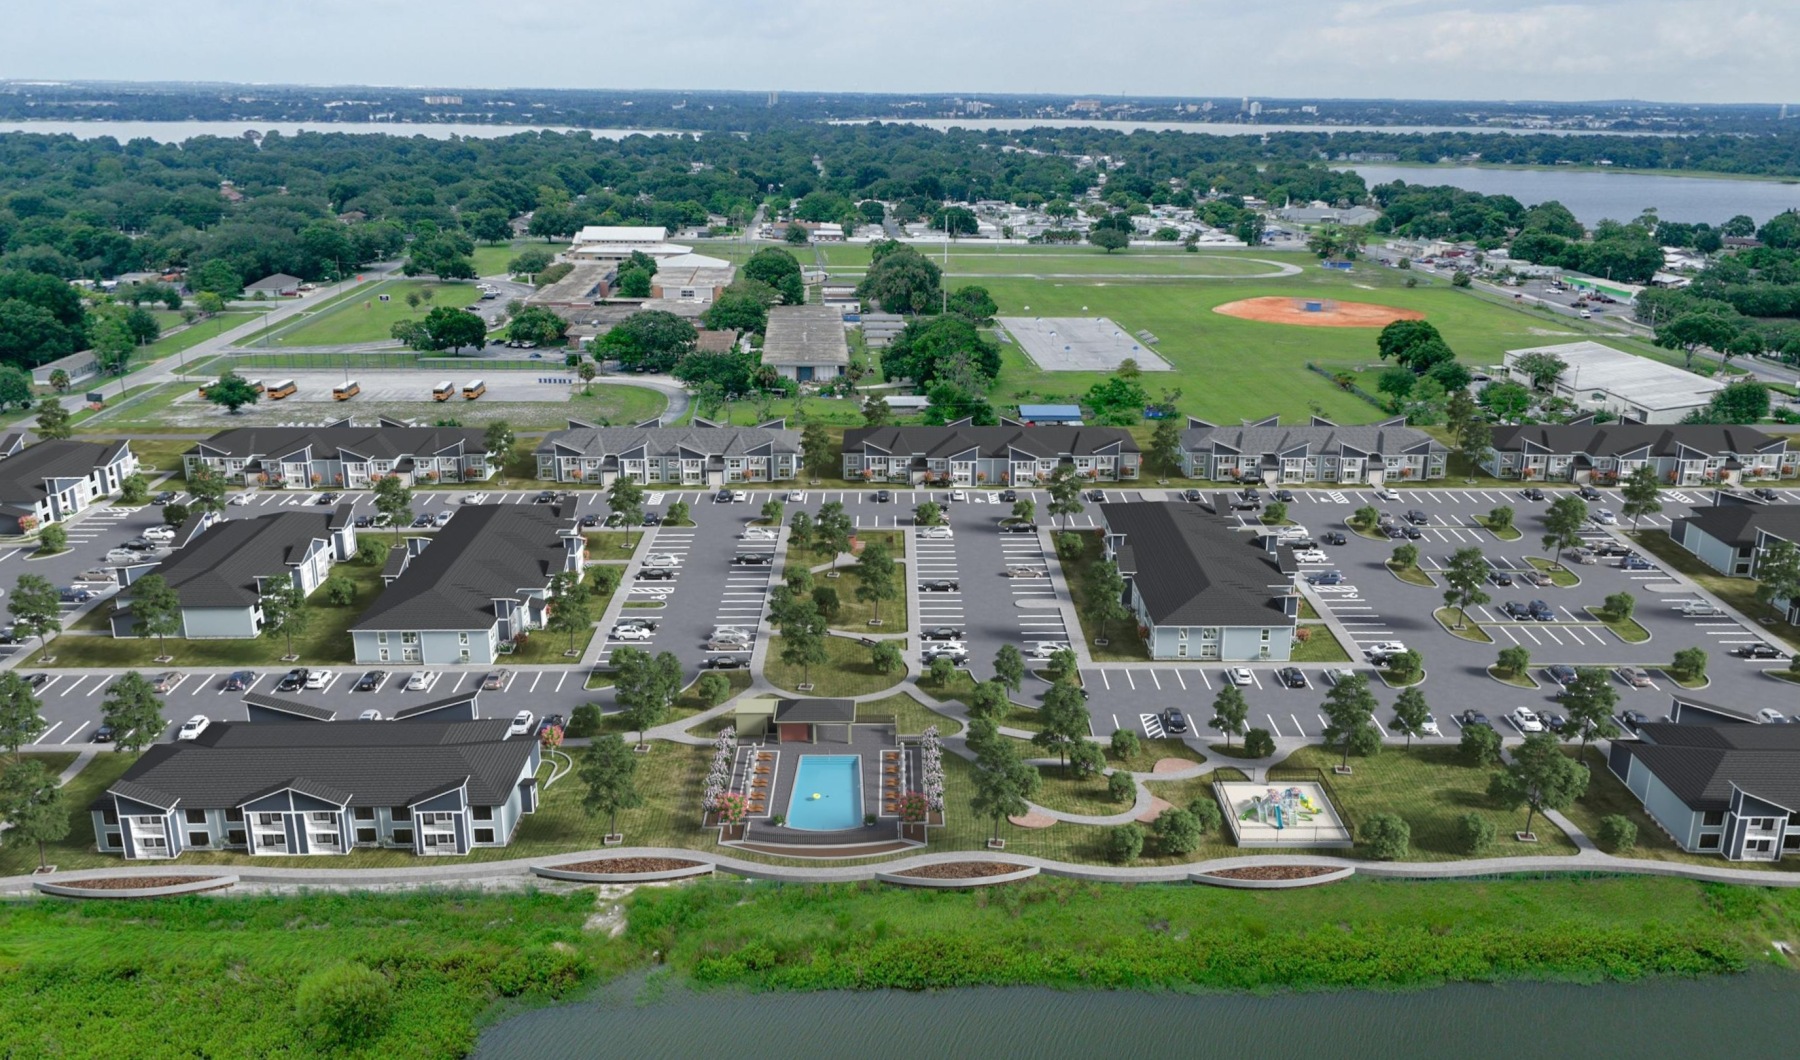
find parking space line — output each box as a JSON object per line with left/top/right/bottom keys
{"left": 1264, "top": 714, "right": 1283, "bottom": 738}
{"left": 59, "top": 721, "right": 91, "bottom": 744}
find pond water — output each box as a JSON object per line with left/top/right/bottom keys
{"left": 475, "top": 971, "right": 1796, "bottom": 1059}
{"left": 1342, "top": 164, "right": 1800, "bottom": 226}
{"left": 0, "top": 120, "right": 683, "bottom": 142}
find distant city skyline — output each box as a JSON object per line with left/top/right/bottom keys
{"left": 3, "top": 0, "right": 1797, "bottom": 104}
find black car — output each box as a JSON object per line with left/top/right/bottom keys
{"left": 1521, "top": 487, "right": 1546, "bottom": 501}
{"left": 1321, "top": 531, "right": 1347, "bottom": 546}
{"left": 353, "top": 514, "right": 374, "bottom": 529}
{"left": 538, "top": 713, "right": 567, "bottom": 734}
{"left": 580, "top": 513, "right": 602, "bottom": 528}
{"left": 730, "top": 554, "right": 771, "bottom": 565}
{"left": 603, "top": 512, "right": 624, "bottom": 527}
{"left": 1489, "top": 570, "right": 1514, "bottom": 587}
{"left": 223, "top": 670, "right": 256, "bottom": 692}
{"left": 642, "top": 511, "right": 662, "bottom": 525}
{"left": 1383, "top": 525, "right": 1407, "bottom": 540}
{"left": 1404, "top": 509, "right": 1430, "bottom": 525}
{"left": 535, "top": 491, "right": 557, "bottom": 504}
{"left": 636, "top": 567, "right": 675, "bottom": 580}
{"left": 1752, "top": 487, "right": 1780, "bottom": 502}
{"left": 1619, "top": 709, "right": 1650, "bottom": 732}
{"left": 920, "top": 580, "right": 960, "bottom": 592}
{"left": 1182, "top": 489, "right": 1204, "bottom": 502}
{"left": 24, "top": 673, "right": 48, "bottom": 690}
{"left": 1239, "top": 487, "right": 1260, "bottom": 501}
{"left": 92, "top": 723, "right": 115, "bottom": 743}
{"left": 617, "top": 618, "right": 659, "bottom": 632}
{"left": 1086, "top": 489, "right": 1107, "bottom": 502}
{"left": 1274, "top": 489, "right": 1296, "bottom": 503}
{"left": 1161, "top": 708, "right": 1190, "bottom": 734}
{"left": 354, "top": 670, "right": 387, "bottom": 692}
{"left": 998, "top": 489, "right": 1017, "bottom": 503}
{"left": 714, "top": 489, "right": 732, "bottom": 503}
{"left": 151, "top": 491, "right": 176, "bottom": 505}
{"left": 1457, "top": 709, "right": 1492, "bottom": 728}
{"left": 276, "top": 668, "right": 305, "bottom": 692}
{"left": 1541, "top": 712, "right": 1569, "bottom": 733}
{"left": 706, "top": 656, "right": 748, "bottom": 670}
{"left": 411, "top": 513, "right": 434, "bottom": 527}
{"left": 1501, "top": 601, "right": 1532, "bottom": 619}
{"left": 1593, "top": 542, "right": 1633, "bottom": 557}
{"left": 1577, "top": 485, "right": 1602, "bottom": 501}
{"left": 1400, "top": 525, "right": 1423, "bottom": 540}
{"left": 1001, "top": 522, "right": 1037, "bottom": 533}
{"left": 1731, "top": 643, "right": 1786, "bottom": 659}
{"left": 1276, "top": 666, "right": 1306, "bottom": 689}
{"left": 316, "top": 491, "right": 341, "bottom": 505}
{"left": 1230, "top": 497, "right": 1261, "bottom": 511}
{"left": 1547, "top": 664, "right": 1578, "bottom": 686}
{"left": 1529, "top": 600, "right": 1556, "bottom": 622}
{"left": 922, "top": 627, "right": 962, "bottom": 641}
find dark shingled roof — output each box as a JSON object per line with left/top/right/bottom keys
{"left": 774, "top": 698, "right": 856, "bottom": 724}
{"left": 535, "top": 424, "right": 798, "bottom": 460}
{"left": 1488, "top": 424, "right": 1783, "bottom": 458}
{"left": 1624, "top": 723, "right": 1800, "bottom": 812}
{"left": 351, "top": 504, "right": 575, "bottom": 632}
{"left": 1673, "top": 504, "right": 1800, "bottom": 548}
{"left": 242, "top": 692, "right": 336, "bottom": 721}
{"left": 0, "top": 439, "right": 129, "bottom": 512}
{"left": 191, "top": 426, "right": 488, "bottom": 463}
{"left": 96, "top": 720, "right": 533, "bottom": 811}
{"left": 1182, "top": 421, "right": 1444, "bottom": 458}
{"left": 1099, "top": 501, "right": 1296, "bottom": 628}
{"left": 844, "top": 425, "right": 1138, "bottom": 460}
{"left": 131, "top": 511, "right": 335, "bottom": 608}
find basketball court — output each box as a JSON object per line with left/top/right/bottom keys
{"left": 999, "top": 316, "right": 1173, "bottom": 372}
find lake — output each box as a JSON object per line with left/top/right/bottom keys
{"left": 474, "top": 973, "right": 1796, "bottom": 1059}
{"left": 1342, "top": 164, "right": 1800, "bottom": 226}
{"left": 0, "top": 120, "right": 685, "bottom": 142}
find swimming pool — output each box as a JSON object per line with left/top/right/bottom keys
{"left": 784, "top": 755, "right": 863, "bottom": 831}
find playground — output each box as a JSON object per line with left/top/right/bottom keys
{"left": 1216, "top": 780, "right": 1353, "bottom": 849}
{"left": 1212, "top": 296, "right": 1425, "bottom": 329}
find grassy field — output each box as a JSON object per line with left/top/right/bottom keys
{"left": 763, "top": 633, "right": 906, "bottom": 697}
{"left": 136, "top": 310, "right": 263, "bottom": 362}
{"left": 1059, "top": 530, "right": 1150, "bottom": 662}
{"left": 1034, "top": 760, "right": 1132, "bottom": 816}
{"left": 246, "top": 280, "right": 481, "bottom": 347}
{"left": 1292, "top": 625, "right": 1353, "bottom": 662}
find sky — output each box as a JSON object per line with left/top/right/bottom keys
{"left": 5, "top": 0, "right": 1798, "bottom": 103}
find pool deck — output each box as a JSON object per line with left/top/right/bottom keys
{"left": 738, "top": 726, "right": 919, "bottom": 846}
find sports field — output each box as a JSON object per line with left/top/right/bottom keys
{"left": 243, "top": 279, "right": 483, "bottom": 347}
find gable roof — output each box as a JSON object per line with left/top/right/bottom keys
{"left": 191, "top": 426, "right": 489, "bottom": 464}
{"left": 1674, "top": 503, "right": 1800, "bottom": 549}
{"left": 0, "top": 439, "right": 131, "bottom": 511}
{"left": 1182, "top": 420, "right": 1443, "bottom": 459}
{"left": 844, "top": 425, "right": 1138, "bottom": 460}
{"left": 1625, "top": 723, "right": 1800, "bottom": 811}
{"left": 96, "top": 719, "right": 533, "bottom": 811}
{"left": 1487, "top": 424, "right": 1782, "bottom": 458}
{"left": 129, "top": 511, "right": 335, "bottom": 608}
{"left": 242, "top": 692, "right": 337, "bottom": 721}
{"left": 534, "top": 424, "right": 799, "bottom": 460}
{"left": 774, "top": 697, "right": 857, "bottom": 724}
{"left": 351, "top": 504, "right": 575, "bottom": 632}
{"left": 1099, "top": 501, "right": 1295, "bottom": 627}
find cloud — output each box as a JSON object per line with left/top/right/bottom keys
{"left": 0, "top": 0, "right": 1794, "bottom": 101}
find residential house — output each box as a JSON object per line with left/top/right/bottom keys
{"left": 0, "top": 439, "right": 136, "bottom": 535}
{"left": 244, "top": 273, "right": 302, "bottom": 297}
{"left": 841, "top": 421, "right": 1141, "bottom": 485}
{"left": 762, "top": 304, "right": 849, "bottom": 382}
{"left": 1671, "top": 503, "right": 1800, "bottom": 622}
{"left": 185, "top": 421, "right": 495, "bottom": 489}
{"left": 350, "top": 504, "right": 584, "bottom": 666}
{"left": 1181, "top": 416, "right": 1447, "bottom": 485}
{"left": 535, "top": 419, "right": 801, "bottom": 486}
{"left": 1098, "top": 501, "right": 1298, "bottom": 661}
{"left": 1607, "top": 720, "right": 1800, "bottom": 862}
{"left": 1481, "top": 424, "right": 1792, "bottom": 486}
{"left": 91, "top": 719, "right": 540, "bottom": 860}
{"left": 1501, "top": 341, "right": 1721, "bottom": 424}
{"left": 109, "top": 508, "right": 358, "bottom": 639}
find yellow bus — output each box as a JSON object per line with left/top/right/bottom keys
{"left": 432, "top": 380, "right": 455, "bottom": 402}
{"left": 197, "top": 380, "right": 219, "bottom": 397}
{"left": 248, "top": 378, "right": 267, "bottom": 395}
{"left": 462, "top": 379, "right": 486, "bottom": 400}
{"left": 332, "top": 380, "right": 361, "bottom": 401}
{"left": 267, "top": 379, "right": 298, "bottom": 400}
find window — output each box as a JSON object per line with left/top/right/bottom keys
{"left": 1702, "top": 811, "right": 1725, "bottom": 827}
{"left": 138, "top": 836, "right": 168, "bottom": 853}
{"left": 309, "top": 812, "right": 336, "bottom": 825}
{"left": 459, "top": 632, "right": 470, "bottom": 646}
{"left": 391, "top": 828, "right": 414, "bottom": 844}
{"left": 460, "top": 649, "right": 471, "bottom": 662}
{"left": 227, "top": 829, "right": 247, "bottom": 846}
{"left": 104, "top": 831, "right": 122, "bottom": 847}
{"left": 186, "top": 809, "right": 207, "bottom": 825}
{"left": 356, "top": 828, "right": 378, "bottom": 844}
{"left": 102, "top": 808, "right": 118, "bottom": 825}
{"left": 1698, "top": 834, "right": 1721, "bottom": 850}
{"left": 377, "top": 632, "right": 388, "bottom": 644}
{"left": 472, "top": 806, "right": 493, "bottom": 821}
{"left": 256, "top": 834, "right": 287, "bottom": 849}
{"left": 402, "top": 632, "right": 419, "bottom": 644}
{"left": 473, "top": 828, "right": 496, "bottom": 844}
{"left": 354, "top": 807, "right": 375, "bottom": 820}
{"left": 256, "top": 813, "right": 283, "bottom": 827}
{"left": 311, "top": 832, "right": 339, "bottom": 847}
{"left": 188, "top": 831, "right": 210, "bottom": 848}
{"left": 391, "top": 807, "right": 411, "bottom": 821}
{"left": 225, "top": 808, "right": 243, "bottom": 822}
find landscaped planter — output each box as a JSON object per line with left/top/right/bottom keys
{"left": 533, "top": 857, "right": 713, "bottom": 884}
{"left": 1192, "top": 864, "right": 1353, "bottom": 890}
{"left": 36, "top": 874, "right": 237, "bottom": 899}
{"left": 877, "top": 861, "right": 1038, "bottom": 889}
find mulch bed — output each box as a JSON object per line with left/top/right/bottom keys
{"left": 555, "top": 858, "right": 702, "bottom": 874}
{"left": 895, "top": 862, "right": 1024, "bottom": 879}
{"left": 56, "top": 876, "right": 226, "bottom": 890}
{"left": 1205, "top": 865, "right": 1340, "bottom": 881}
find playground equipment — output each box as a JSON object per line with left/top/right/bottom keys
{"left": 1239, "top": 786, "right": 1322, "bottom": 830}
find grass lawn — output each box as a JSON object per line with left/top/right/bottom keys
{"left": 854, "top": 691, "right": 960, "bottom": 736}
{"left": 1586, "top": 606, "right": 1651, "bottom": 644}
{"left": 471, "top": 241, "right": 527, "bottom": 277}
{"left": 1434, "top": 606, "right": 1493, "bottom": 643}
{"left": 821, "top": 563, "right": 909, "bottom": 633}
{"left": 1276, "top": 744, "right": 1579, "bottom": 861}
{"left": 1060, "top": 530, "right": 1150, "bottom": 662}
{"left": 1475, "top": 514, "right": 1523, "bottom": 540}
{"left": 1292, "top": 625, "right": 1352, "bottom": 662}
{"left": 0, "top": 751, "right": 134, "bottom": 876}
{"left": 1033, "top": 763, "right": 1131, "bottom": 816}
{"left": 508, "top": 625, "right": 596, "bottom": 664}
{"left": 1630, "top": 530, "right": 1800, "bottom": 655}
{"left": 1108, "top": 736, "right": 1203, "bottom": 773}
{"left": 250, "top": 280, "right": 481, "bottom": 347}
{"left": 137, "top": 311, "right": 262, "bottom": 362}
{"left": 584, "top": 530, "right": 645, "bottom": 559}
{"left": 1489, "top": 665, "right": 1539, "bottom": 688}
{"left": 1297, "top": 597, "right": 1320, "bottom": 620}
{"left": 30, "top": 561, "right": 385, "bottom": 668}
{"left": 123, "top": 437, "right": 198, "bottom": 477}
{"left": 1387, "top": 560, "right": 1436, "bottom": 587}
{"left": 1525, "top": 556, "right": 1581, "bottom": 587}
{"left": 763, "top": 633, "right": 906, "bottom": 698}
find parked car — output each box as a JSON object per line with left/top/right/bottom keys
{"left": 222, "top": 671, "right": 256, "bottom": 692}
{"left": 353, "top": 514, "right": 374, "bottom": 528}
{"left": 1399, "top": 525, "right": 1424, "bottom": 540}
{"left": 1520, "top": 487, "right": 1546, "bottom": 501}
{"left": 1274, "top": 489, "right": 1296, "bottom": 503}
{"left": 354, "top": 670, "right": 387, "bottom": 692}
{"left": 151, "top": 491, "right": 177, "bottom": 504}
{"left": 1520, "top": 570, "right": 1554, "bottom": 587}
{"left": 580, "top": 513, "right": 603, "bottom": 528}
{"left": 1619, "top": 709, "right": 1650, "bottom": 732}
{"left": 403, "top": 671, "right": 434, "bottom": 691}
{"left": 1577, "top": 485, "right": 1603, "bottom": 501}
{"left": 1489, "top": 570, "right": 1515, "bottom": 587}
{"left": 1001, "top": 522, "right": 1037, "bottom": 534}
{"left": 535, "top": 491, "right": 557, "bottom": 504}
{"left": 1593, "top": 542, "right": 1633, "bottom": 557}
{"left": 1677, "top": 600, "right": 1725, "bottom": 617}
{"left": 1528, "top": 600, "right": 1556, "bottom": 622}
{"left": 1620, "top": 555, "right": 1655, "bottom": 571}
{"left": 1226, "top": 667, "right": 1254, "bottom": 686}
{"left": 1416, "top": 715, "right": 1441, "bottom": 737}
{"left": 641, "top": 511, "right": 662, "bottom": 525}
{"left": 1161, "top": 708, "right": 1190, "bottom": 734}
{"left": 921, "top": 627, "right": 962, "bottom": 641}
{"left": 1731, "top": 643, "right": 1786, "bottom": 659}
{"left": 920, "top": 580, "right": 960, "bottom": 592}
{"left": 1363, "top": 641, "right": 1406, "bottom": 660}
{"left": 1086, "top": 489, "right": 1107, "bottom": 502}
{"left": 1031, "top": 642, "right": 1071, "bottom": 658}
{"left": 1276, "top": 666, "right": 1306, "bottom": 689}
{"left": 432, "top": 510, "right": 453, "bottom": 528}
{"left": 1500, "top": 601, "right": 1533, "bottom": 620}
{"left": 1510, "top": 708, "right": 1545, "bottom": 733}
{"left": 359, "top": 709, "right": 384, "bottom": 721}
{"left": 706, "top": 655, "right": 748, "bottom": 670}
{"left": 539, "top": 713, "right": 567, "bottom": 733}
{"left": 1541, "top": 712, "right": 1568, "bottom": 733}
{"left": 316, "top": 492, "right": 341, "bottom": 505}
{"left": 998, "top": 489, "right": 1018, "bottom": 503}
{"left": 508, "top": 711, "right": 535, "bottom": 737}
{"left": 482, "top": 670, "right": 512, "bottom": 691}
{"left": 152, "top": 672, "right": 185, "bottom": 693}
{"left": 713, "top": 489, "right": 733, "bottom": 503}
{"left": 59, "top": 587, "right": 94, "bottom": 603}
{"left": 411, "top": 513, "right": 434, "bottom": 528}
{"left": 1592, "top": 508, "right": 1617, "bottom": 525}
{"left": 1757, "top": 709, "right": 1790, "bottom": 724}
{"left": 643, "top": 554, "right": 680, "bottom": 567}
{"left": 1615, "top": 666, "right": 1653, "bottom": 688}
{"left": 276, "top": 668, "right": 305, "bottom": 692}
{"left": 1404, "top": 509, "right": 1430, "bottom": 525}
{"left": 611, "top": 625, "right": 653, "bottom": 641}
{"left": 463, "top": 491, "right": 490, "bottom": 505}
{"left": 1373, "top": 487, "right": 1400, "bottom": 501}
{"left": 617, "top": 619, "right": 658, "bottom": 633}
{"left": 1321, "top": 531, "right": 1347, "bottom": 546}
{"left": 1568, "top": 547, "right": 1597, "bottom": 565}
{"left": 1323, "top": 669, "right": 1354, "bottom": 687}
{"left": 738, "top": 526, "right": 776, "bottom": 540}
{"left": 303, "top": 669, "right": 331, "bottom": 690}
{"left": 1181, "top": 489, "right": 1203, "bottom": 502}
{"left": 1457, "top": 710, "right": 1492, "bottom": 728}
{"left": 706, "top": 637, "right": 751, "bottom": 652}
{"left": 950, "top": 490, "right": 968, "bottom": 503}
{"left": 1229, "top": 496, "right": 1261, "bottom": 511}
{"left": 730, "top": 553, "right": 771, "bottom": 566}
{"left": 141, "top": 526, "right": 176, "bottom": 543}
{"left": 233, "top": 491, "right": 257, "bottom": 506}
{"left": 636, "top": 567, "right": 675, "bottom": 580}
{"left": 788, "top": 490, "right": 808, "bottom": 503}
{"left": 875, "top": 490, "right": 892, "bottom": 503}
{"left": 711, "top": 626, "right": 753, "bottom": 643}
{"left": 1292, "top": 549, "right": 1329, "bottom": 564}
{"left": 731, "top": 491, "right": 749, "bottom": 503}
{"left": 1752, "top": 487, "right": 1780, "bottom": 502}
{"left": 177, "top": 715, "right": 210, "bottom": 740}
{"left": 1547, "top": 664, "right": 1578, "bottom": 687}
{"left": 603, "top": 512, "right": 625, "bottom": 527}
{"left": 1306, "top": 570, "right": 1345, "bottom": 586}
{"left": 917, "top": 525, "right": 953, "bottom": 540}
{"left": 93, "top": 723, "right": 116, "bottom": 743}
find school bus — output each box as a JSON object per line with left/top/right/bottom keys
{"left": 332, "top": 380, "right": 361, "bottom": 401}
{"left": 432, "top": 380, "right": 455, "bottom": 402}
{"left": 462, "top": 379, "right": 486, "bottom": 400}
{"left": 197, "top": 380, "right": 219, "bottom": 397}
{"left": 248, "top": 379, "right": 267, "bottom": 395}
{"left": 267, "top": 379, "right": 298, "bottom": 400}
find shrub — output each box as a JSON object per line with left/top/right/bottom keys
{"left": 356, "top": 538, "right": 388, "bottom": 567}
{"left": 294, "top": 962, "right": 391, "bottom": 1050}
{"left": 1360, "top": 812, "right": 1411, "bottom": 860}
{"left": 1456, "top": 811, "right": 1497, "bottom": 855}
{"left": 1459, "top": 723, "right": 1503, "bottom": 767}
{"left": 695, "top": 672, "right": 730, "bottom": 708}
{"left": 1106, "top": 769, "right": 1135, "bottom": 804}
{"left": 1152, "top": 807, "right": 1203, "bottom": 856}
{"left": 1598, "top": 814, "right": 1638, "bottom": 853}
{"left": 1068, "top": 739, "right": 1105, "bottom": 779}
{"left": 1109, "top": 728, "right": 1140, "bottom": 760}
{"left": 1188, "top": 797, "right": 1224, "bottom": 834}
{"left": 566, "top": 703, "right": 602, "bottom": 738}
{"left": 1055, "top": 532, "right": 1083, "bottom": 559}
{"left": 589, "top": 565, "right": 621, "bottom": 594}
{"left": 1242, "top": 727, "right": 1275, "bottom": 758}
{"left": 810, "top": 585, "right": 840, "bottom": 619}
{"left": 1105, "top": 823, "right": 1145, "bottom": 864}
{"left": 322, "top": 575, "right": 357, "bottom": 606}
{"left": 927, "top": 656, "right": 955, "bottom": 685}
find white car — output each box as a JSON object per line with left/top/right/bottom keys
{"left": 358, "top": 709, "right": 384, "bottom": 722}
{"left": 1374, "top": 487, "right": 1401, "bottom": 501}
{"left": 1593, "top": 508, "right": 1617, "bottom": 525}
{"left": 177, "top": 715, "right": 210, "bottom": 740}
{"left": 1363, "top": 641, "right": 1407, "bottom": 659}
{"left": 1226, "top": 667, "right": 1254, "bottom": 686}
{"left": 508, "top": 710, "right": 535, "bottom": 737}
{"left": 141, "top": 526, "right": 176, "bottom": 542}
{"left": 1324, "top": 669, "right": 1354, "bottom": 686}
{"left": 612, "top": 625, "right": 653, "bottom": 641}
{"left": 923, "top": 640, "right": 968, "bottom": 655}
{"left": 788, "top": 490, "right": 807, "bottom": 503}
{"left": 303, "top": 669, "right": 331, "bottom": 690}
{"left": 711, "top": 627, "right": 753, "bottom": 644}
{"left": 230, "top": 491, "right": 256, "bottom": 506}
{"left": 1031, "top": 641, "right": 1072, "bottom": 658}
{"left": 403, "top": 671, "right": 434, "bottom": 691}
{"left": 918, "top": 526, "right": 953, "bottom": 540}
{"left": 1758, "top": 709, "right": 1790, "bottom": 724}
{"left": 1510, "top": 707, "right": 1545, "bottom": 733}
{"left": 643, "top": 554, "right": 680, "bottom": 567}
{"left": 731, "top": 490, "right": 748, "bottom": 503}
{"left": 949, "top": 490, "right": 967, "bottom": 503}
{"left": 1420, "top": 715, "right": 1442, "bottom": 737}
{"left": 462, "top": 492, "right": 490, "bottom": 505}
{"left": 1678, "top": 600, "right": 1725, "bottom": 617}
{"left": 1292, "top": 549, "right": 1330, "bottom": 564}
{"left": 739, "top": 527, "right": 777, "bottom": 540}
{"left": 433, "top": 510, "right": 453, "bottom": 527}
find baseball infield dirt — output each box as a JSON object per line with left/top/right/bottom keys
{"left": 1213, "top": 296, "right": 1425, "bottom": 328}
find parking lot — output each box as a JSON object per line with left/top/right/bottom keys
{"left": 169, "top": 370, "right": 578, "bottom": 412}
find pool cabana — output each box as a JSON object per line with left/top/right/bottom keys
{"left": 774, "top": 697, "right": 856, "bottom": 744}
